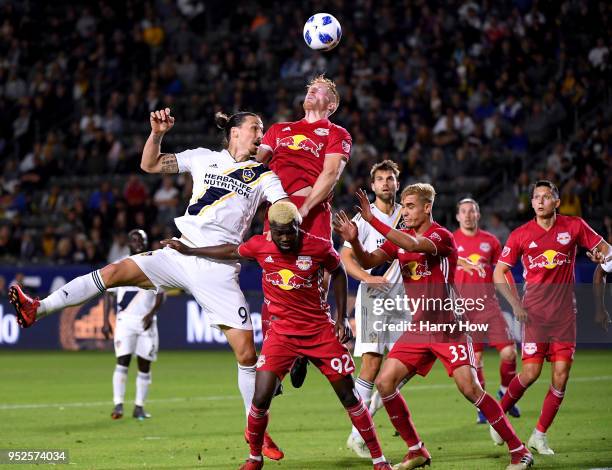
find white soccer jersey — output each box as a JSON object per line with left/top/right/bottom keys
{"left": 174, "top": 148, "right": 287, "bottom": 247}
{"left": 343, "top": 203, "right": 404, "bottom": 282}
{"left": 110, "top": 286, "right": 158, "bottom": 319}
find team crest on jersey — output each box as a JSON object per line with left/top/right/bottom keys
{"left": 523, "top": 343, "right": 537, "bottom": 355}
{"left": 556, "top": 232, "right": 571, "bottom": 245}
{"left": 480, "top": 242, "right": 491, "bottom": 252}
{"left": 429, "top": 232, "right": 442, "bottom": 242}
{"left": 242, "top": 168, "right": 256, "bottom": 182}
{"left": 314, "top": 127, "right": 329, "bottom": 136}
{"left": 341, "top": 140, "right": 350, "bottom": 153}
{"left": 256, "top": 355, "right": 266, "bottom": 368}
{"left": 502, "top": 247, "right": 511, "bottom": 257}
{"left": 296, "top": 256, "right": 312, "bottom": 270}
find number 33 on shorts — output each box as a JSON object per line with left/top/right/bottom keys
{"left": 449, "top": 344, "right": 469, "bottom": 363}
{"left": 330, "top": 353, "right": 355, "bottom": 374}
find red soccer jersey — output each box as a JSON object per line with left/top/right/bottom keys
{"left": 453, "top": 229, "right": 501, "bottom": 284}
{"left": 261, "top": 118, "right": 352, "bottom": 196}
{"left": 498, "top": 214, "right": 602, "bottom": 319}
{"left": 379, "top": 222, "right": 458, "bottom": 326}
{"left": 238, "top": 232, "right": 341, "bottom": 336}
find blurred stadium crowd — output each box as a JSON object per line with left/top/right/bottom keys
{"left": 0, "top": 0, "right": 610, "bottom": 265}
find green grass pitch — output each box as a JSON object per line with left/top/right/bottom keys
{"left": 1, "top": 350, "right": 611, "bottom": 469}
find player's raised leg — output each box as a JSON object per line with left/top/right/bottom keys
{"left": 223, "top": 327, "right": 283, "bottom": 461}
{"left": 9, "top": 258, "right": 153, "bottom": 327}
{"left": 451, "top": 365, "right": 533, "bottom": 469}
{"left": 375, "top": 358, "right": 429, "bottom": 470}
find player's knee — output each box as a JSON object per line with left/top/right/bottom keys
{"left": 117, "top": 355, "right": 131, "bottom": 367}
{"left": 252, "top": 390, "right": 272, "bottom": 410}
{"left": 101, "top": 262, "right": 121, "bottom": 288}
{"left": 360, "top": 359, "right": 381, "bottom": 382}
{"left": 500, "top": 346, "right": 517, "bottom": 362}
{"left": 374, "top": 375, "right": 395, "bottom": 397}
{"left": 520, "top": 368, "right": 540, "bottom": 385}
{"left": 552, "top": 370, "right": 569, "bottom": 390}
{"left": 235, "top": 349, "right": 257, "bottom": 366}
{"left": 334, "top": 384, "right": 359, "bottom": 408}
{"left": 458, "top": 379, "right": 483, "bottom": 403}
{"left": 137, "top": 357, "right": 151, "bottom": 373}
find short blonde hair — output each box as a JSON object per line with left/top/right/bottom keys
{"left": 268, "top": 201, "right": 302, "bottom": 225}
{"left": 401, "top": 183, "right": 436, "bottom": 205}
{"left": 307, "top": 74, "right": 340, "bottom": 111}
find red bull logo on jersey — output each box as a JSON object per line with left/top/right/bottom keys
{"left": 527, "top": 249, "right": 570, "bottom": 270}
{"left": 296, "top": 256, "right": 312, "bottom": 271}
{"left": 556, "top": 231, "right": 571, "bottom": 245}
{"left": 265, "top": 269, "right": 312, "bottom": 290}
{"left": 403, "top": 261, "right": 431, "bottom": 280}
{"left": 276, "top": 135, "right": 324, "bottom": 158}
{"left": 467, "top": 253, "right": 485, "bottom": 266}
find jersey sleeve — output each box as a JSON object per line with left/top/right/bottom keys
{"left": 576, "top": 217, "right": 603, "bottom": 251}
{"left": 498, "top": 230, "right": 521, "bottom": 267}
{"left": 326, "top": 126, "right": 352, "bottom": 160}
{"left": 490, "top": 235, "right": 502, "bottom": 264}
{"left": 237, "top": 236, "right": 261, "bottom": 260}
{"left": 379, "top": 239, "right": 399, "bottom": 259}
{"left": 260, "top": 124, "right": 278, "bottom": 155}
{"left": 174, "top": 148, "right": 203, "bottom": 173}
{"left": 260, "top": 170, "right": 288, "bottom": 203}
{"left": 323, "top": 244, "right": 342, "bottom": 271}
{"left": 426, "top": 229, "right": 453, "bottom": 257}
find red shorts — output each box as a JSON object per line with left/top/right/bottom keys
{"left": 264, "top": 195, "right": 332, "bottom": 240}
{"left": 521, "top": 342, "right": 576, "bottom": 363}
{"left": 388, "top": 341, "right": 476, "bottom": 377}
{"left": 257, "top": 325, "right": 355, "bottom": 381}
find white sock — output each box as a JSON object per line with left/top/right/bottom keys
{"left": 113, "top": 364, "right": 128, "bottom": 405}
{"left": 372, "top": 456, "right": 386, "bottom": 464}
{"left": 38, "top": 270, "right": 106, "bottom": 317}
{"left": 238, "top": 363, "right": 256, "bottom": 417}
{"left": 135, "top": 371, "right": 151, "bottom": 407}
{"left": 499, "top": 385, "right": 508, "bottom": 394}
{"left": 409, "top": 442, "right": 423, "bottom": 451}
{"left": 352, "top": 377, "right": 374, "bottom": 436}
{"left": 534, "top": 428, "right": 546, "bottom": 438}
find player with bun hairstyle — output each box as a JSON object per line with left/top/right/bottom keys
{"left": 9, "top": 107, "right": 289, "bottom": 461}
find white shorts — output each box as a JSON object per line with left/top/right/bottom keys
{"left": 114, "top": 315, "right": 159, "bottom": 361}
{"left": 353, "top": 283, "right": 395, "bottom": 357}
{"left": 130, "top": 246, "right": 251, "bottom": 330}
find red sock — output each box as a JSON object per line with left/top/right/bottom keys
{"left": 536, "top": 385, "right": 565, "bottom": 433}
{"left": 247, "top": 404, "right": 268, "bottom": 457}
{"left": 501, "top": 374, "right": 528, "bottom": 412}
{"left": 500, "top": 360, "right": 516, "bottom": 388}
{"left": 476, "top": 366, "right": 486, "bottom": 390}
{"left": 382, "top": 390, "right": 421, "bottom": 447}
{"left": 476, "top": 392, "right": 522, "bottom": 450}
{"left": 346, "top": 400, "right": 383, "bottom": 459}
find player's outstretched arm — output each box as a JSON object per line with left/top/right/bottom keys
{"left": 330, "top": 262, "right": 352, "bottom": 344}
{"left": 493, "top": 262, "right": 528, "bottom": 322}
{"left": 354, "top": 189, "right": 436, "bottom": 254}
{"left": 160, "top": 239, "right": 241, "bottom": 260}
{"left": 592, "top": 265, "right": 610, "bottom": 331}
{"left": 299, "top": 154, "right": 346, "bottom": 218}
{"left": 333, "top": 211, "right": 390, "bottom": 270}
{"left": 141, "top": 108, "right": 178, "bottom": 173}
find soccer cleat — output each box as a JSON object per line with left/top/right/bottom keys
{"left": 346, "top": 432, "right": 370, "bottom": 459}
{"left": 238, "top": 458, "right": 263, "bottom": 470}
{"left": 132, "top": 405, "right": 151, "bottom": 419}
{"left": 369, "top": 390, "right": 384, "bottom": 415}
{"left": 373, "top": 462, "right": 393, "bottom": 470}
{"left": 476, "top": 410, "right": 488, "bottom": 424}
{"left": 244, "top": 430, "right": 284, "bottom": 461}
{"left": 489, "top": 425, "right": 504, "bottom": 446}
{"left": 111, "top": 403, "right": 123, "bottom": 420}
{"left": 393, "top": 446, "right": 431, "bottom": 470}
{"left": 506, "top": 446, "right": 534, "bottom": 469}
{"left": 289, "top": 356, "right": 308, "bottom": 388}
{"left": 8, "top": 285, "right": 39, "bottom": 328}
{"left": 498, "top": 389, "right": 521, "bottom": 418}
{"left": 527, "top": 430, "right": 554, "bottom": 455}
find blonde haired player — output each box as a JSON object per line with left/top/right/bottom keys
{"left": 9, "top": 108, "right": 288, "bottom": 460}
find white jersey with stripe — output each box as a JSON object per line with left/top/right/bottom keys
{"left": 174, "top": 148, "right": 287, "bottom": 247}
{"left": 110, "top": 286, "right": 158, "bottom": 319}
{"left": 343, "top": 203, "right": 404, "bottom": 282}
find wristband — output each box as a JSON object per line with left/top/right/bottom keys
{"left": 369, "top": 216, "right": 392, "bottom": 237}
{"left": 603, "top": 256, "right": 612, "bottom": 273}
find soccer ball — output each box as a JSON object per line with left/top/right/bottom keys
{"left": 303, "top": 13, "right": 342, "bottom": 51}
